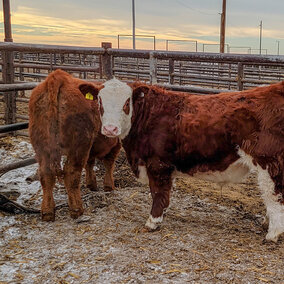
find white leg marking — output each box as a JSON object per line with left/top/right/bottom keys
{"left": 145, "top": 215, "right": 163, "bottom": 230}
{"left": 257, "top": 167, "right": 284, "bottom": 242}
{"left": 238, "top": 149, "right": 284, "bottom": 242}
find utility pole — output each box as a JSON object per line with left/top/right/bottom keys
{"left": 259, "top": 20, "right": 262, "bottom": 55}
{"left": 276, "top": 40, "right": 280, "bottom": 56}
{"left": 219, "top": 0, "right": 226, "bottom": 53}
{"left": 3, "top": 0, "right": 13, "bottom": 42}
{"left": 132, "top": 0, "right": 136, "bottom": 49}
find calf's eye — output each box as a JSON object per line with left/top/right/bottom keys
{"left": 123, "top": 98, "right": 130, "bottom": 115}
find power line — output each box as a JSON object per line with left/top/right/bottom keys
{"left": 176, "top": 0, "right": 218, "bottom": 16}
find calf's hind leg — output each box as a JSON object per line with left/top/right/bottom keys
{"left": 257, "top": 166, "right": 284, "bottom": 242}
{"left": 85, "top": 155, "right": 98, "bottom": 191}
{"left": 64, "top": 159, "right": 84, "bottom": 219}
{"left": 39, "top": 157, "right": 56, "bottom": 221}
{"left": 102, "top": 142, "right": 121, "bottom": 191}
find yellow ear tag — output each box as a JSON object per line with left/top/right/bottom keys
{"left": 85, "top": 92, "right": 93, "bottom": 100}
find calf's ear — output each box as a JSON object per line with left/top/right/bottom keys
{"left": 79, "top": 83, "right": 103, "bottom": 101}
{"left": 132, "top": 85, "right": 150, "bottom": 103}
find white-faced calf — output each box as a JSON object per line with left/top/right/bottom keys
{"left": 89, "top": 78, "right": 284, "bottom": 242}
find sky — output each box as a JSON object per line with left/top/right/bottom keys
{"left": 0, "top": 0, "right": 284, "bottom": 55}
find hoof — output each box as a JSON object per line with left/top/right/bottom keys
{"left": 144, "top": 215, "right": 163, "bottom": 231}
{"left": 265, "top": 231, "right": 280, "bottom": 243}
{"left": 41, "top": 212, "right": 55, "bottom": 222}
{"left": 75, "top": 215, "right": 91, "bottom": 224}
{"left": 87, "top": 184, "right": 99, "bottom": 192}
{"left": 140, "top": 226, "right": 159, "bottom": 233}
{"left": 70, "top": 208, "right": 84, "bottom": 219}
{"left": 103, "top": 185, "right": 115, "bottom": 192}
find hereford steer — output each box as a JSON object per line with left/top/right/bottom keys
{"left": 29, "top": 70, "right": 120, "bottom": 221}
{"left": 87, "top": 78, "right": 284, "bottom": 242}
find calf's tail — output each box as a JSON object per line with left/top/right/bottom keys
{"left": 46, "top": 70, "right": 67, "bottom": 180}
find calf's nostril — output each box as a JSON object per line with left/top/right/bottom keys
{"left": 102, "top": 125, "right": 119, "bottom": 136}
{"left": 102, "top": 126, "right": 108, "bottom": 133}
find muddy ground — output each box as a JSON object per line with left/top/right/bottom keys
{"left": 0, "top": 137, "right": 284, "bottom": 284}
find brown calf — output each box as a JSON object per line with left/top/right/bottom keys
{"left": 29, "top": 70, "right": 120, "bottom": 221}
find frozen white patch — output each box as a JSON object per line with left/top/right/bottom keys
{"left": 99, "top": 78, "right": 132, "bottom": 139}
{"left": 145, "top": 215, "right": 163, "bottom": 230}
{"left": 257, "top": 166, "right": 284, "bottom": 242}
{"left": 0, "top": 140, "right": 41, "bottom": 207}
{"left": 137, "top": 165, "right": 149, "bottom": 185}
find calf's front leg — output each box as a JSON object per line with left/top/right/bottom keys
{"left": 144, "top": 167, "right": 173, "bottom": 231}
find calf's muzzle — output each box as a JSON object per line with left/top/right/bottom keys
{"left": 102, "top": 125, "right": 120, "bottom": 137}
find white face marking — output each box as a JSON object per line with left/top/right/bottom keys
{"left": 99, "top": 78, "right": 132, "bottom": 139}
{"left": 145, "top": 215, "right": 163, "bottom": 230}
{"left": 137, "top": 165, "right": 149, "bottom": 185}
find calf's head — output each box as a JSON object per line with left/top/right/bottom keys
{"left": 97, "top": 78, "right": 133, "bottom": 138}
{"left": 80, "top": 78, "right": 149, "bottom": 139}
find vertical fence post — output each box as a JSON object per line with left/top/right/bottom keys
{"left": 3, "top": 0, "right": 13, "bottom": 43}
{"left": 49, "top": 53, "right": 53, "bottom": 72}
{"left": 19, "top": 52, "right": 25, "bottom": 97}
{"left": 101, "top": 42, "right": 113, "bottom": 80}
{"left": 149, "top": 52, "right": 157, "bottom": 84}
{"left": 2, "top": 50, "right": 16, "bottom": 124}
{"left": 169, "top": 58, "right": 174, "bottom": 84}
{"left": 237, "top": 62, "right": 244, "bottom": 91}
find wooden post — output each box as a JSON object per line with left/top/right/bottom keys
{"left": 101, "top": 42, "right": 113, "bottom": 80}
{"left": 149, "top": 52, "right": 157, "bottom": 84}
{"left": 19, "top": 52, "right": 25, "bottom": 97}
{"left": 3, "top": 0, "right": 13, "bottom": 42}
{"left": 169, "top": 58, "right": 174, "bottom": 84}
{"left": 83, "top": 54, "right": 87, "bottom": 79}
{"left": 132, "top": 0, "right": 136, "bottom": 49}
{"left": 2, "top": 0, "right": 16, "bottom": 124}
{"left": 237, "top": 62, "right": 244, "bottom": 91}
{"left": 60, "top": 54, "right": 65, "bottom": 64}
{"left": 2, "top": 50, "right": 16, "bottom": 124}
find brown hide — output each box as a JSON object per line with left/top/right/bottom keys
{"left": 123, "top": 82, "right": 284, "bottom": 219}
{"left": 29, "top": 69, "right": 120, "bottom": 221}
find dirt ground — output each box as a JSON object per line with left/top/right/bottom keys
{"left": 0, "top": 137, "right": 284, "bottom": 284}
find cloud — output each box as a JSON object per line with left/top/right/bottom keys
{"left": 2, "top": 2, "right": 284, "bottom": 54}
{"left": 9, "top": 6, "right": 129, "bottom": 46}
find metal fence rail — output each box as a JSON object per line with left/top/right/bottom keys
{"left": 1, "top": 42, "right": 284, "bottom": 128}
